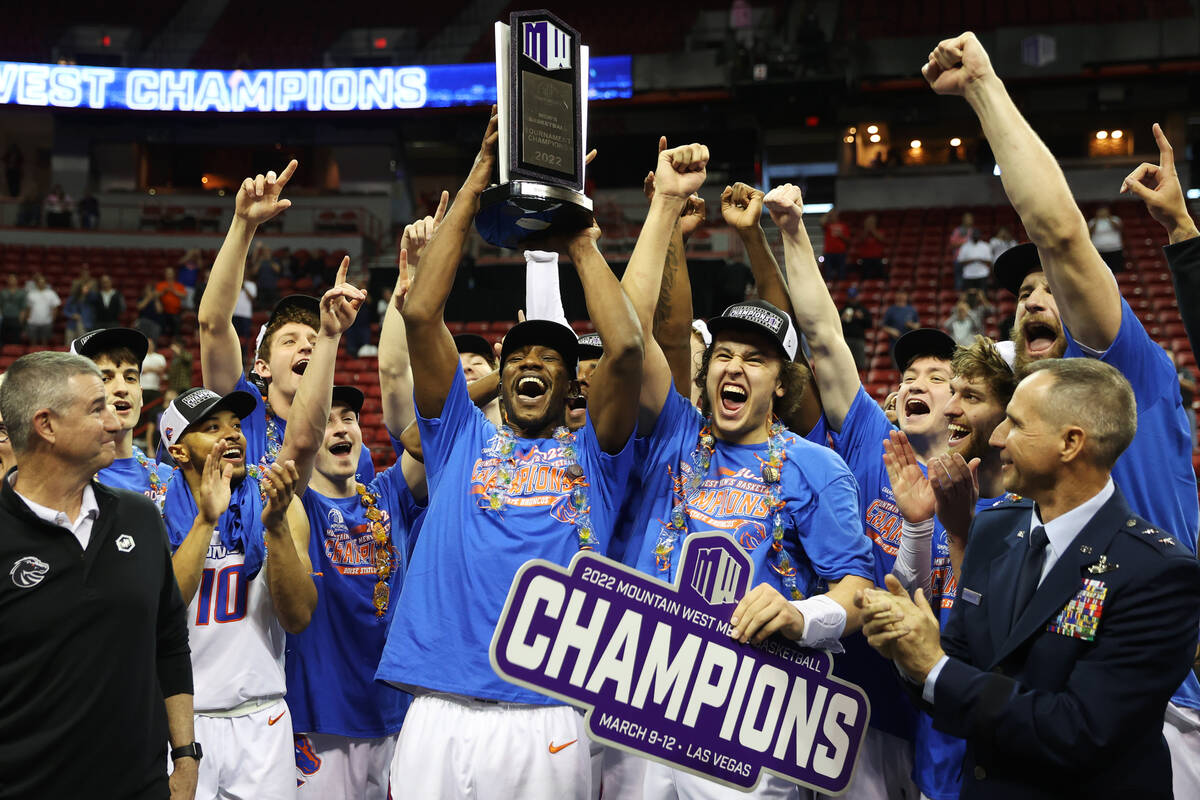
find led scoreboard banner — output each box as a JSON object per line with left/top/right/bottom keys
{"left": 0, "top": 57, "right": 632, "bottom": 112}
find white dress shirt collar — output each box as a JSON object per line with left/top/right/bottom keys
{"left": 1030, "top": 477, "right": 1116, "bottom": 581}
{"left": 9, "top": 470, "right": 100, "bottom": 550}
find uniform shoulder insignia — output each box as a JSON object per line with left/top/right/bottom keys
{"left": 1122, "top": 517, "right": 1187, "bottom": 556}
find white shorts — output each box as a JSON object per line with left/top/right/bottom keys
{"left": 1164, "top": 701, "right": 1200, "bottom": 800}
{"left": 601, "top": 747, "right": 649, "bottom": 799}
{"left": 642, "top": 761, "right": 811, "bottom": 800}
{"left": 295, "top": 731, "right": 396, "bottom": 800}
{"left": 641, "top": 727, "right": 915, "bottom": 800}
{"left": 389, "top": 693, "right": 601, "bottom": 800}
{"left": 192, "top": 700, "right": 296, "bottom": 800}
{"left": 819, "top": 727, "right": 917, "bottom": 800}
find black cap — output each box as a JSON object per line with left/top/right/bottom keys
{"left": 705, "top": 299, "right": 799, "bottom": 361}
{"left": 331, "top": 385, "right": 365, "bottom": 415}
{"left": 993, "top": 243, "right": 1041, "bottom": 296}
{"left": 70, "top": 327, "right": 149, "bottom": 366}
{"left": 255, "top": 294, "right": 321, "bottom": 353}
{"left": 160, "top": 388, "right": 258, "bottom": 451}
{"left": 453, "top": 333, "right": 497, "bottom": 364}
{"left": 577, "top": 333, "right": 603, "bottom": 361}
{"left": 499, "top": 320, "right": 579, "bottom": 375}
{"left": 893, "top": 328, "right": 957, "bottom": 372}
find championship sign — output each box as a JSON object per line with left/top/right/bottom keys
{"left": 490, "top": 532, "right": 870, "bottom": 794}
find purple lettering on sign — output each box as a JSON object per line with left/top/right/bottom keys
{"left": 489, "top": 532, "right": 870, "bottom": 793}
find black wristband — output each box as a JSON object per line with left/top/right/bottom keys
{"left": 171, "top": 742, "right": 203, "bottom": 762}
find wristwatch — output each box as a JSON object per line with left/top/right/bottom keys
{"left": 171, "top": 742, "right": 203, "bottom": 762}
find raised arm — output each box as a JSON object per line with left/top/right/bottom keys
{"left": 278, "top": 258, "right": 364, "bottom": 495}
{"left": 260, "top": 460, "right": 316, "bottom": 634}
{"left": 401, "top": 112, "right": 496, "bottom": 419}
{"left": 657, "top": 199, "right": 702, "bottom": 397}
{"left": 565, "top": 226, "right": 643, "bottom": 453}
{"left": 721, "top": 182, "right": 794, "bottom": 318}
{"left": 764, "top": 184, "right": 861, "bottom": 429}
{"left": 378, "top": 250, "right": 418, "bottom": 436}
{"left": 925, "top": 33, "right": 1120, "bottom": 349}
{"left": 620, "top": 143, "right": 710, "bottom": 426}
{"left": 199, "top": 160, "right": 297, "bottom": 393}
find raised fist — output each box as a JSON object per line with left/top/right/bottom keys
{"left": 921, "top": 31, "right": 996, "bottom": 97}
{"left": 762, "top": 184, "right": 805, "bottom": 237}
{"left": 720, "top": 182, "right": 765, "bottom": 233}
{"left": 654, "top": 143, "right": 710, "bottom": 201}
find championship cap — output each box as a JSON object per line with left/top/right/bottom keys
{"left": 453, "top": 333, "right": 497, "bottom": 365}
{"left": 577, "top": 333, "right": 603, "bottom": 361}
{"left": 993, "top": 242, "right": 1041, "bottom": 296}
{"left": 70, "top": 327, "right": 149, "bottom": 366}
{"left": 331, "top": 385, "right": 365, "bottom": 415}
{"left": 255, "top": 294, "right": 321, "bottom": 354}
{"left": 499, "top": 320, "right": 579, "bottom": 375}
{"left": 705, "top": 299, "right": 799, "bottom": 361}
{"left": 159, "top": 388, "right": 258, "bottom": 451}
{"left": 892, "top": 328, "right": 957, "bottom": 372}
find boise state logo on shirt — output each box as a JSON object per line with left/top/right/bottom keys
{"left": 323, "top": 505, "right": 393, "bottom": 577}
{"left": 675, "top": 464, "right": 773, "bottom": 550}
{"left": 863, "top": 486, "right": 903, "bottom": 557}
{"left": 471, "top": 434, "right": 582, "bottom": 520}
{"left": 10, "top": 556, "right": 49, "bottom": 588}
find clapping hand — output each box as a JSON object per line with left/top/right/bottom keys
{"left": 260, "top": 459, "right": 300, "bottom": 532}
{"left": 882, "top": 429, "right": 935, "bottom": 523}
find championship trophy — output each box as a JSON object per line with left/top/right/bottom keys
{"left": 475, "top": 10, "right": 594, "bottom": 249}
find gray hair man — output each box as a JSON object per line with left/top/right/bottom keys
{"left": 0, "top": 351, "right": 199, "bottom": 799}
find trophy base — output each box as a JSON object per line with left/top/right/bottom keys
{"left": 475, "top": 181, "right": 594, "bottom": 249}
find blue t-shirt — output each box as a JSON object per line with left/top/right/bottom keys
{"left": 375, "top": 368, "right": 635, "bottom": 703}
{"left": 1064, "top": 298, "right": 1200, "bottom": 710}
{"left": 96, "top": 447, "right": 173, "bottom": 511}
{"left": 235, "top": 374, "right": 375, "bottom": 483}
{"left": 827, "top": 386, "right": 922, "bottom": 743}
{"left": 629, "top": 390, "right": 873, "bottom": 600}
{"left": 285, "top": 463, "right": 424, "bottom": 738}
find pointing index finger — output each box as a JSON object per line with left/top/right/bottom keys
{"left": 276, "top": 159, "right": 299, "bottom": 189}
{"left": 433, "top": 189, "right": 450, "bottom": 224}
{"left": 1152, "top": 123, "right": 1174, "bottom": 172}
{"left": 335, "top": 256, "right": 349, "bottom": 286}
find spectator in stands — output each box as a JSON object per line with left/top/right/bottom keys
{"left": 253, "top": 244, "right": 281, "bottom": 310}
{"left": 956, "top": 228, "right": 993, "bottom": 290}
{"left": 344, "top": 287, "right": 375, "bottom": 358}
{"left": 62, "top": 279, "right": 98, "bottom": 345}
{"left": 840, "top": 285, "right": 872, "bottom": 370}
{"left": 822, "top": 208, "right": 851, "bottom": 280}
{"left": 154, "top": 267, "right": 186, "bottom": 338}
{"left": 1166, "top": 344, "right": 1197, "bottom": 449}
{"left": 166, "top": 336, "right": 193, "bottom": 398}
{"left": 69, "top": 263, "right": 93, "bottom": 298}
{"left": 856, "top": 213, "right": 887, "bottom": 279}
{"left": 24, "top": 274, "right": 60, "bottom": 346}
{"left": 948, "top": 212, "right": 980, "bottom": 290}
{"left": 963, "top": 286, "right": 994, "bottom": 330}
{"left": 990, "top": 225, "right": 1017, "bottom": 262}
{"left": 880, "top": 289, "right": 919, "bottom": 348}
{"left": 90, "top": 274, "right": 126, "bottom": 329}
{"left": 44, "top": 185, "right": 73, "bottom": 228}
{"left": 177, "top": 249, "right": 201, "bottom": 310}
{"left": 134, "top": 282, "right": 163, "bottom": 343}
{"left": 1088, "top": 205, "right": 1125, "bottom": 273}
{"left": 2, "top": 144, "right": 22, "bottom": 197}
{"left": 139, "top": 338, "right": 168, "bottom": 450}
{"left": 0, "top": 275, "right": 27, "bottom": 344}
{"left": 377, "top": 286, "right": 393, "bottom": 320}
{"left": 232, "top": 275, "right": 256, "bottom": 339}
{"left": 943, "top": 300, "right": 983, "bottom": 346}
{"left": 78, "top": 193, "right": 99, "bottom": 230}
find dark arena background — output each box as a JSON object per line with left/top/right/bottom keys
{"left": 1, "top": 0, "right": 1196, "bottom": 474}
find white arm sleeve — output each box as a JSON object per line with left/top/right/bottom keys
{"left": 524, "top": 250, "right": 570, "bottom": 328}
{"left": 790, "top": 594, "right": 847, "bottom": 652}
{"left": 891, "top": 517, "right": 935, "bottom": 596}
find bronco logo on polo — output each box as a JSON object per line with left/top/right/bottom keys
{"left": 10, "top": 556, "right": 50, "bottom": 588}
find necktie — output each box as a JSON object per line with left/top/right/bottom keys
{"left": 1011, "top": 526, "right": 1049, "bottom": 629}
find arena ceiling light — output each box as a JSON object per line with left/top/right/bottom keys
{"left": 844, "top": 135, "right": 855, "bottom": 143}
{"left": 909, "top": 139, "right": 921, "bottom": 149}
{"left": 1111, "top": 129, "right": 1123, "bottom": 139}
{"left": 949, "top": 137, "right": 962, "bottom": 147}
{"left": 866, "top": 124, "right": 879, "bottom": 134}
{"left": 1095, "top": 130, "right": 1109, "bottom": 140}
{"left": 869, "top": 133, "right": 881, "bottom": 143}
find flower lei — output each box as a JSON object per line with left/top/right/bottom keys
{"left": 356, "top": 483, "right": 395, "bottom": 617}
{"left": 654, "top": 418, "right": 801, "bottom": 599}
{"left": 264, "top": 407, "right": 283, "bottom": 467}
{"left": 132, "top": 444, "right": 163, "bottom": 495}
{"left": 480, "top": 424, "right": 599, "bottom": 551}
